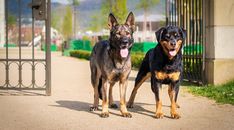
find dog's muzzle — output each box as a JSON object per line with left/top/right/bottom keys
{"left": 119, "top": 37, "right": 133, "bottom": 58}
{"left": 110, "top": 36, "right": 133, "bottom": 58}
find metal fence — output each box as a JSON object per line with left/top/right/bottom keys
{"left": 0, "top": 0, "right": 51, "bottom": 95}
{"left": 166, "top": 0, "right": 206, "bottom": 84}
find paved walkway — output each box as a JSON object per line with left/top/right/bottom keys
{"left": 0, "top": 52, "right": 234, "bottom": 130}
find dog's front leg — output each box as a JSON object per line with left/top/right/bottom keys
{"left": 101, "top": 79, "right": 109, "bottom": 118}
{"left": 119, "top": 80, "right": 132, "bottom": 118}
{"left": 168, "top": 83, "right": 181, "bottom": 119}
{"left": 109, "top": 82, "right": 118, "bottom": 108}
{"left": 152, "top": 77, "right": 164, "bottom": 119}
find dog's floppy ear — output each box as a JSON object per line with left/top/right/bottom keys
{"left": 108, "top": 13, "right": 118, "bottom": 29}
{"left": 125, "top": 12, "right": 135, "bottom": 31}
{"left": 179, "top": 27, "right": 187, "bottom": 40}
{"left": 155, "top": 27, "right": 166, "bottom": 42}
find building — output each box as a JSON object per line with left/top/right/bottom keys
{"left": 134, "top": 14, "right": 165, "bottom": 42}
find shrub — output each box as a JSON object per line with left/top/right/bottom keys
{"left": 70, "top": 50, "right": 91, "bottom": 60}
{"left": 131, "top": 53, "right": 145, "bottom": 69}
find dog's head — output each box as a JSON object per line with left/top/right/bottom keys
{"left": 108, "top": 12, "right": 135, "bottom": 58}
{"left": 155, "top": 26, "right": 186, "bottom": 60}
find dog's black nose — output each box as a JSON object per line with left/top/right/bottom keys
{"left": 170, "top": 42, "right": 176, "bottom": 47}
{"left": 122, "top": 39, "right": 129, "bottom": 44}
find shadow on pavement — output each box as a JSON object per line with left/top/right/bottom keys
{"left": 51, "top": 100, "right": 99, "bottom": 116}
{"left": 128, "top": 102, "right": 173, "bottom": 119}
{"left": 52, "top": 100, "right": 124, "bottom": 117}
{"left": 126, "top": 102, "right": 155, "bottom": 118}
{"left": 52, "top": 100, "right": 173, "bottom": 119}
{"left": 0, "top": 90, "right": 46, "bottom": 96}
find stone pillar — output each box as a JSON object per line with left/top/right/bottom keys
{"left": 205, "top": 0, "right": 234, "bottom": 84}
{"left": 0, "top": 0, "right": 5, "bottom": 47}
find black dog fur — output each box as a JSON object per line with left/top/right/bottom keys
{"left": 127, "top": 25, "right": 186, "bottom": 119}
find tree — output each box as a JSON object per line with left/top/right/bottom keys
{"left": 51, "top": 11, "right": 61, "bottom": 32}
{"left": 8, "top": 14, "right": 17, "bottom": 29}
{"left": 112, "top": 0, "right": 128, "bottom": 24}
{"left": 89, "top": 14, "right": 103, "bottom": 32}
{"left": 62, "top": 6, "right": 73, "bottom": 39}
{"left": 67, "top": 0, "right": 79, "bottom": 37}
{"left": 136, "top": 0, "right": 160, "bottom": 37}
{"left": 89, "top": 0, "right": 128, "bottom": 32}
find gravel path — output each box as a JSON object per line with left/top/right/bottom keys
{"left": 0, "top": 53, "right": 233, "bottom": 130}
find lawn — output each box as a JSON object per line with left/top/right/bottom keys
{"left": 187, "top": 80, "right": 234, "bottom": 105}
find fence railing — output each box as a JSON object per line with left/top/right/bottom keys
{"left": 166, "top": 0, "right": 206, "bottom": 84}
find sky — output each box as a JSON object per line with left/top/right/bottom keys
{"left": 52, "top": 0, "right": 86, "bottom": 4}
{"left": 52, "top": 0, "right": 69, "bottom": 4}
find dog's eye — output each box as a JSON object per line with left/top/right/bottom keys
{"left": 174, "top": 33, "right": 178, "bottom": 37}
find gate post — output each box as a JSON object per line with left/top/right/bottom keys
{"left": 204, "top": 0, "right": 234, "bottom": 85}
{"left": 46, "top": 0, "right": 51, "bottom": 96}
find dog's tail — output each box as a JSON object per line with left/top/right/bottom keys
{"left": 98, "top": 77, "right": 102, "bottom": 100}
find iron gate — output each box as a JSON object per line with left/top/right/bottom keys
{"left": 0, "top": 0, "right": 51, "bottom": 95}
{"left": 166, "top": 0, "right": 206, "bottom": 84}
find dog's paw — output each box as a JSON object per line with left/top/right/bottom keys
{"left": 122, "top": 112, "right": 132, "bottom": 118}
{"left": 126, "top": 102, "right": 134, "bottom": 108}
{"left": 100, "top": 112, "right": 109, "bottom": 118}
{"left": 171, "top": 112, "right": 181, "bottom": 119}
{"left": 155, "top": 112, "right": 164, "bottom": 119}
{"left": 90, "top": 106, "right": 98, "bottom": 111}
{"left": 109, "top": 104, "right": 118, "bottom": 109}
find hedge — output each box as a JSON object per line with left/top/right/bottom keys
{"left": 70, "top": 50, "right": 145, "bottom": 69}
{"left": 70, "top": 50, "right": 91, "bottom": 60}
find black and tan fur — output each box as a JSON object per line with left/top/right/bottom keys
{"left": 90, "top": 12, "right": 135, "bottom": 118}
{"left": 127, "top": 26, "right": 186, "bottom": 119}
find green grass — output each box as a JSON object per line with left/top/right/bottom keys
{"left": 187, "top": 81, "right": 234, "bottom": 105}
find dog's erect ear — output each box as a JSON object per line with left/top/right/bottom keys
{"left": 179, "top": 27, "right": 187, "bottom": 40}
{"left": 125, "top": 12, "right": 135, "bottom": 31}
{"left": 108, "top": 13, "right": 118, "bottom": 29}
{"left": 155, "top": 27, "right": 166, "bottom": 42}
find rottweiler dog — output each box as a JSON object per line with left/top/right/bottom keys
{"left": 90, "top": 12, "right": 135, "bottom": 118}
{"left": 127, "top": 26, "right": 186, "bottom": 119}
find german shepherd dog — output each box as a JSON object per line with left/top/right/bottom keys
{"left": 127, "top": 26, "right": 186, "bottom": 119}
{"left": 90, "top": 12, "right": 135, "bottom": 118}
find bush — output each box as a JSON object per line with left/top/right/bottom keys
{"left": 69, "top": 50, "right": 145, "bottom": 69}
{"left": 131, "top": 53, "right": 145, "bottom": 69}
{"left": 70, "top": 50, "right": 91, "bottom": 60}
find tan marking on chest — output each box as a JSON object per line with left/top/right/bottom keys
{"left": 155, "top": 71, "right": 180, "bottom": 81}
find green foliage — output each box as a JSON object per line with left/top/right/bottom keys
{"left": 67, "top": 0, "right": 79, "bottom": 6}
{"left": 8, "top": 14, "right": 17, "bottom": 28}
{"left": 70, "top": 50, "right": 91, "bottom": 60}
{"left": 89, "top": 0, "right": 128, "bottom": 32}
{"left": 188, "top": 81, "right": 234, "bottom": 105}
{"left": 51, "top": 11, "right": 61, "bottom": 32}
{"left": 131, "top": 53, "right": 145, "bottom": 69}
{"left": 89, "top": 14, "right": 105, "bottom": 31}
{"left": 112, "top": 0, "right": 128, "bottom": 23}
{"left": 62, "top": 6, "right": 73, "bottom": 39}
{"left": 136, "top": 0, "right": 160, "bottom": 11}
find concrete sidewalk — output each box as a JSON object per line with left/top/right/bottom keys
{"left": 0, "top": 52, "right": 233, "bottom": 130}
